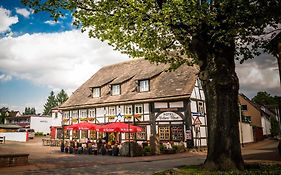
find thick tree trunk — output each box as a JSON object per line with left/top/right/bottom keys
{"left": 198, "top": 41, "right": 244, "bottom": 170}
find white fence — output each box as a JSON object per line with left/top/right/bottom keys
{"left": 0, "top": 132, "right": 27, "bottom": 142}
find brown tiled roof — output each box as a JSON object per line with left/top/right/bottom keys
{"left": 60, "top": 59, "right": 199, "bottom": 109}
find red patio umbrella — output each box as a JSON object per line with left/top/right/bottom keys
{"left": 97, "top": 122, "right": 143, "bottom": 133}
{"left": 65, "top": 122, "right": 100, "bottom": 131}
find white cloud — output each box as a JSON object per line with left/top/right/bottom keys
{"left": 0, "top": 30, "right": 129, "bottom": 94}
{"left": 0, "top": 74, "right": 12, "bottom": 82}
{"left": 236, "top": 55, "right": 280, "bottom": 98}
{"left": 0, "top": 7, "right": 18, "bottom": 33}
{"left": 15, "top": 8, "right": 31, "bottom": 18}
{"left": 44, "top": 20, "right": 59, "bottom": 25}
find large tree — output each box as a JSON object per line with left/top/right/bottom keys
{"left": 43, "top": 91, "right": 58, "bottom": 115}
{"left": 56, "top": 89, "right": 69, "bottom": 106}
{"left": 22, "top": 0, "right": 281, "bottom": 171}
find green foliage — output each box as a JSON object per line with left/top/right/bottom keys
{"left": 270, "top": 117, "right": 280, "bottom": 136}
{"left": 56, "top": 89, "right": 69, "bottom": 106}
{"left": 35, "top": 132, "right": 44, "bottom": 136}
{"left": 43, "top": 91, "right": 58, "bottom": 115}
{"left": 0, "top": 107, "right": 9, "bottom": 124}
{"left": 21, "top": 0, "right": 281, "bottom": 66}
{"left": 43, "top": 89, "right": 69, "bottom": 115}
{"left": 23, "top": 107, "right": 36, "bottom": 115}
{"left": 143, "top": 145, "right": 151, "bottom": 153}
{"left": 252, "top": 91, "right": 280, "bottom": 106}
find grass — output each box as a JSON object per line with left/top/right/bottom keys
{"left": 154, "top": 164, "right": 281, "bottom": 175}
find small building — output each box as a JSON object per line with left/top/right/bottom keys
{"left": 5, "top": 115, "right": 52, "bottom": 135}
{"left": 238, "top": 94, "right": 268, "bottom": 142}
{"left": 59, "top": 59, "right": 207, "bottom": 147}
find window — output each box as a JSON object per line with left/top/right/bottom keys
{"left": 171, "top": 125, "right": 184, "bottom": 141}
{"left": 135, "top": 104, "right": 143, "bottom": 114}
{"left": 139, "top": 80, "right": 149, "bottom": 92}
{"left": 242, "top": 116, "right": 251, "bottom": 123}
{"left": 88, "top": 109, "right": 95, "bottom": 118}
{"left": 79, "top": 109, "right": 87, "bottom": 118}
{"left": 198, "top": 101, "right": 204, "bottom": 114}
{"left": 136, "top": 126, "right": 146, "bottom": 140}
{"left": 159, "top": 126, "right": 170, "bottom": 141}
{"left": 71, "top": 110, "right": 78, "bottom": 118}
{"left": 125, "top": 105, "right": 132, "bottom": 115}
{"left": 92, "top": 87, "right": 100, "bottom": 97}
{"left": 81, "top": 130, "right": 88, "bottom": 139}
{"left": 241, "top": 105, "right": 247, "bottom": 111}
{"left": 112, "top": 84, "right": 121, "bottom": 95}
{"left": 108, "top": 106, "right": 116, "bottom": 115}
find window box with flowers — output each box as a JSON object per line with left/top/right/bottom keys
{"left": 63, "top": 118, "right": 69, "bottom": 122}
{"left": 72, "top": 118, "right": 78, "bottom": 123}
{"left": 88, "top": 117, "right": 95, "bottom": 121}
{"left": 133, "top": 114, "right": 142, "bottom": 119}
{"left": 124, "top": 115, "right": 133, "bottom": 120}
{"left": 80, "top": 118, "right": 88, "bottom": 122}
{"left": 108, "top": 115, "right": 116, "bottom": 120}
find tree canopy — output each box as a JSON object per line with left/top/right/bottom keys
{"left": 23, "top": 107, "right": 36, "bottom": 115}
{"left": 43, "top": 90, "right": 69, "bottom": 115}
{"left": 56, "top": 89, "right": 69, "bottom": 106}
{"left": 22, "top": 0, "right": 281, "bottom": 66}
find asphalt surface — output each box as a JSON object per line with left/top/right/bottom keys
{"left": 0, "top": 137, "right": 280, "bottom": 175}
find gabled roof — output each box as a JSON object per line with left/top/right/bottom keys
{"left": 60, "top": 59, "right": 199, "bottom": 109}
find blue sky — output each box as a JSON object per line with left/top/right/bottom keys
{"left": 0, "top": 0, "right": 280, "bottom": 113}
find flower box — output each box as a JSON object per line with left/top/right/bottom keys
{"left": 124, "top": 115, "right": 132, "bottom": 119}
{"left": 108, "top": 116, "right": 116, "bottom": 120}
{"left": 133, "top": 114, "right": 142, "bottom": 119}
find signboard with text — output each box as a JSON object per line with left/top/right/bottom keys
{"left": 156, "top": 112, "right": 182, "bottom": 121}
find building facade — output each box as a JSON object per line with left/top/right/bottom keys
{"left": 59, "top": 59, "right": 207, "bottom": 147}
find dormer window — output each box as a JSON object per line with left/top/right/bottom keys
{"left": 112, "top": 84, "right": 120, "bottom": 95}
{"left": 92, "top": 87, "right": 100, "bottom": 97}
{"left": 139, "top": 80, "right": 149, "bottom": 92}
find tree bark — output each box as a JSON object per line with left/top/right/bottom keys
{"left": 198, "top": 41, "right": 244, "bottom": 170}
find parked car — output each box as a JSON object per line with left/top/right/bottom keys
{"left": 17, "top": 128, "right": 35, "bottom": 139}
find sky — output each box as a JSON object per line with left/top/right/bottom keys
{"left": 0, "top": 0, "right": 280, "bottom": 113}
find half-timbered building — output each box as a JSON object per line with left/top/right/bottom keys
{"left": 59, "top": 59, "right": 207, "bottom": 147}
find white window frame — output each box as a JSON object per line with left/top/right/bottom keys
{"left": 134, "top": 104, "right": 143, "bottom": 114}
{"left": 88, "top": 109, "right": 95, "bottom": 118}
{"left": 92, "top": 87, "right": 100, "bottom": 97}
{"left": 125, "top": 105, "right": 133, "bottom": 115}
{"left": 108, "top": 106, "right": 116, "bottom": 115}
{"left": 139, "top": 80, "right": 149, "bottom": 92}
{"left": 198, "top": 101, "right": 204, "bottom": 114}
{"left": 71, "top": 110, "right": 78, "bottom": 118}
{"left": 79, "top": 109, "right": 87, "bottom": 118}
{"left": 112, "top": 84, "right": 121, "bottom": 95}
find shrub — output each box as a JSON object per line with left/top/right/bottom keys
{"left": 35, "top": 132, "right": 43, "bottom": 136}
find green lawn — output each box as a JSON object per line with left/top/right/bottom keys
{"left": 154, "top": 164, "right": 281, "bottom": 175}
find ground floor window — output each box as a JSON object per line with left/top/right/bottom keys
{"left": 159, "top": 126, "right": 170, "bottom": 141}
{"left": 171, "top": 125, "right": 184, "bottom": 141}
{"left": 90, "top": 131, "right": 97, "bottom": 140}
{"left": 72, "top": 130, "right": 80, "bottom": 139}
{"left": 81, "top": 130, "right": 88, "bottom": 139}
{"left": 136, "top": 126, "right": 146, "bottom": 140}
{"left": 158, "top": 125, "right": 184, "bottom": 141}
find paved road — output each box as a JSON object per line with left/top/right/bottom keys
{"left": 10, "top": 156, "right": 205, "bottom": 175}
{"left": 1, "top": 137, "right": 280, "bottom": 175}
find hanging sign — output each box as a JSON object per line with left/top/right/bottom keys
{"left": 156, "top": 112, "right": 182, "bottom": 121}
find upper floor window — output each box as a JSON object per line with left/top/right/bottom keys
{"left": 241, "top": 105, "right": 247, "bottom": 111}
{"left": 79, "top": 109, "right": 87, "bottom": 118}
{"left": 135, "top": 104, "right": 143, "bottom": 114}
{"left": 112, "top": 84, "right": 121, "bottom": 95}
{"left": 88, "top": 109, "right": 95, "bottom": 118}
{"left": 71, "top": 110, "right": 78, "bottom": 118}
{"left": 198, "top": 101, "right": 204, "bottom": 114}
{"left": 92, "top": 87, "right": 100, "bottom": 97}
{"left": 108, "top": 106, "right": 116, "bottom": 115}
{"left": 139, "top": 80, "right": 149, "bottom": 92}
{"left": 125, "top": 105, "right": 132, "bottom": 115}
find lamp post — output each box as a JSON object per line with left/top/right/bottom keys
{"left": 128, "top": 120, "right": 131, "bottom": 157}
{"left": 239, "top": 104, "right": 244, "bottom": 147}
{"left": 61, "top": 120, "right": 65, "bottom": 152}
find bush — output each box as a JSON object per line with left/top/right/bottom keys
{"left": 35, "top": 132, "right": 43, "bottom": 136}
{"left": 119, "top": 141, "right": 143, "bottom": 157}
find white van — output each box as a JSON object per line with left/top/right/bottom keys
{"left": 17, "top": 128, "right": 35, "bottom": 139}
